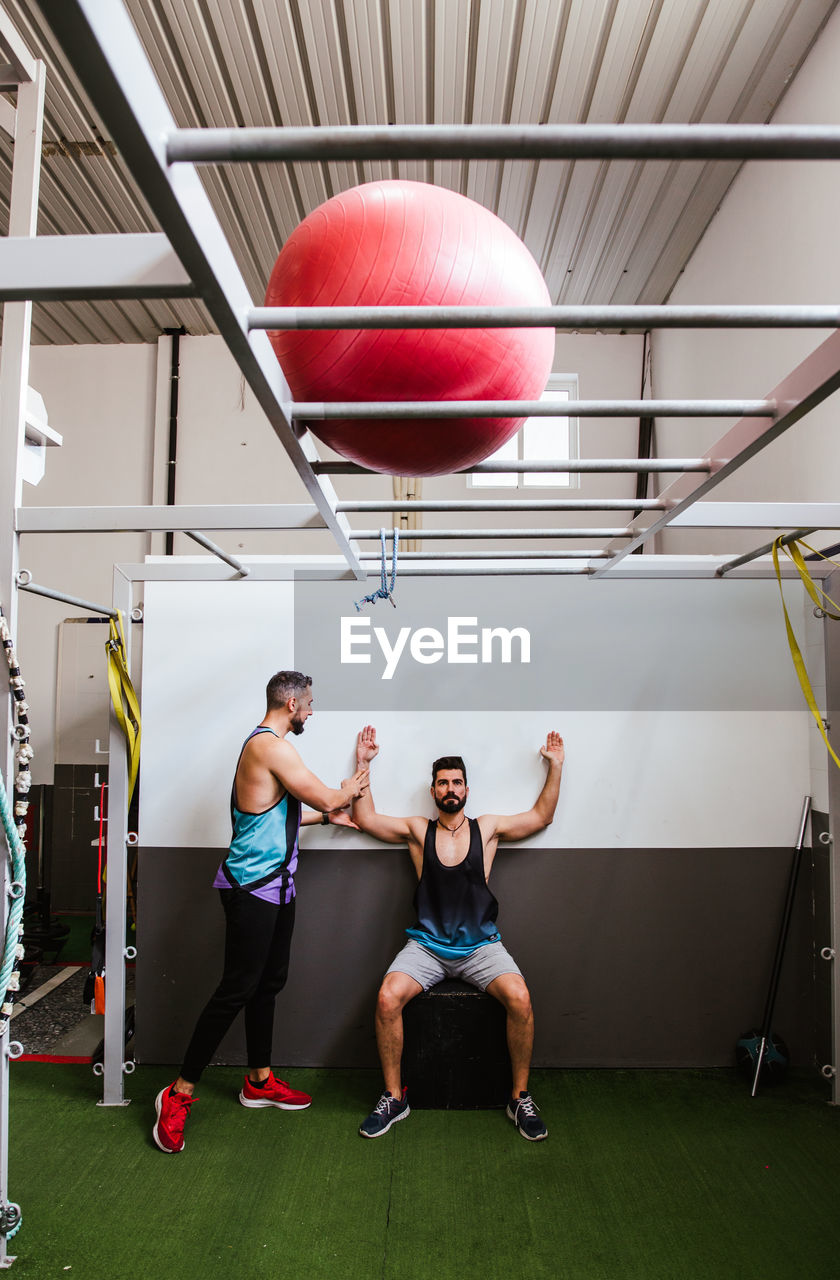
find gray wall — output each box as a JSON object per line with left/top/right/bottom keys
{"left": 136, "top": 842, "right": 816, "bottom": 1069}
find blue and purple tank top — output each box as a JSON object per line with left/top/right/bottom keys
{"left": 213, "top": 727, "right": 300, "bottom": 905}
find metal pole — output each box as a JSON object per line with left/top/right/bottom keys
{"left": 314, "top": 459, "right": 712, "bottom": 475}
{"left": 293, "top": 398, "right": 772, "bottom": 419}
{"left": 16, "top": 574, "right": 118, "bottom": 619}
{"left": 100, "top": 566, "right": 132, "bottom": 1107}
{"left": 716, "top": 530, "right": 818, "bottom": 577}
{"left": 251, "top": 304, "right": 840, "bottom": 331}
{"left": 166, "top": 122, "right": 840, "bottom": 165}
{"left": 750, "top": 796, "right": 812, "bottom": 1096}
{"left": 358, "top": 549, "right": 611, "bottom": 560}
{"left": 183, "top": 531, "right": 249, "bottom": 576}
{"left": 362, "top": 565, "right": 593, "bottom": 576}
{"left": 337, "top": 498, "right": 666, "bottom": 513}
{"left": 351, "top": 527, "right": 632, "bottom": 539}
{"left": 0, "top": 47, "right": 43, "bottom": 1269}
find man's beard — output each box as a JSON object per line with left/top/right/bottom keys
{"left": 436, "top": 793, "right": 466, "bottom": 814}
{"left": 290, "top": 716, "right": 306, "bottom": 736}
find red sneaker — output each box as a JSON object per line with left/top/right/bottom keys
{"left": 153, "top": 1084, "right": 196, "bottom": 1153}
{"left": 239, "top": 1071, "right": 311, "bottom": 1110}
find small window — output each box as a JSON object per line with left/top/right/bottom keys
{"left": 469, "top": 375, "right": 579, "bottom": 488}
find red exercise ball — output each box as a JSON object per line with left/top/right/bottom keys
{"left": 265, "top": 180, "right": 554, "bottom": 477}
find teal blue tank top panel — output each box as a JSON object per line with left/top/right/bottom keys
{"left": 406, "top": 817, "right": 500, "bottom": 960}
{"left": 213, "top": 727, "right": 300, "bottom": 905}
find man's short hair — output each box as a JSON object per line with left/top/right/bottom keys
{"left": 266, "top": 670, "right": 311, "bottom": 709}
{"left": 432, "top": 755, "right": 467, "bottom": 786}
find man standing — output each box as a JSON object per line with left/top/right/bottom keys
{"left": 152, "top": 670, "right": 368, "bottom": 1154}
{"left": 352, "top": 725, "right": 564, "bottom": 1141}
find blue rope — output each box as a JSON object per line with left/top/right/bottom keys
{"left": 355, "top": 527, "right": 399, "bottom": 610}
{"left": 0, "top": 602, "right": 28, "bottom": 1027}
{"left": 0, "top": 773, "right": 25, "bottom": 1013}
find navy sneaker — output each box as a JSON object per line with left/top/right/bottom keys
{"left": 507, "top": 1091, "right": 547, "bottom": 1141}
{"left": 359, "top": 1087, "right": 410, "bottom": 1138}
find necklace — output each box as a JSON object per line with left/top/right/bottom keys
{"left": 437, "top": 813, "right": 467, "bottom": 835}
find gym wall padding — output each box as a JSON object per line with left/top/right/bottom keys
{"left": 135, "top": 575, "right": 817, "bottom": 1067}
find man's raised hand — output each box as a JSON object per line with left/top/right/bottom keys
{"left": 540, "top": 731, "right": 565, "bottom": 767}
{"left": 356, "top": 724, "right": 379, "bottom": 766}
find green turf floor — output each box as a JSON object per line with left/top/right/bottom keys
{"left": 6, "top": 1065, "right": 840, "bottom": 1280}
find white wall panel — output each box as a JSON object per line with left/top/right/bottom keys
{"left": 138, "top": 577, "right": 810, "bottom": 851}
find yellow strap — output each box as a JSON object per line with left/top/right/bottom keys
{"left": 772, "top": 536, "right": 840, "bottom": 770}
{"left": 107, "top": 612, "right": 141, "bottom": 806}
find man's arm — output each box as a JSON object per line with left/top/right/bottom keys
{"left": 350, "top": 725, "right": 422, "bottom": 845}
{"left": 483, "top": 731, "right": 565, "bottom": 843}
{"left": 300, "top": 808, "right": 358, "bottom": 828}
{"left": 267, "top": 737, "right": 368, "bottom": 814}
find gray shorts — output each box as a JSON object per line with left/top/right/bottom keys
{"left": 385, "top": 937, "right": 523, "bottom": 992}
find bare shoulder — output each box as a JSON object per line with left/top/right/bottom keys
{"left": 405, "top": 815, "right": 431, "bottom": 843}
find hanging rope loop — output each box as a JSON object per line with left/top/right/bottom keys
{"left": 354, "top": 527, "right": 399, "bottom": 611}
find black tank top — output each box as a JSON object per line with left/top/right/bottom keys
{"left": 405, "top": 817, "right": 501, "bottom": 958}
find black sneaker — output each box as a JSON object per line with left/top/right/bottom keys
{"left": 359, "top": 1087, "right": 410, "bottom": 1138}
{"left": 507, "top": 1091, "right": 547, "bottom": 1141}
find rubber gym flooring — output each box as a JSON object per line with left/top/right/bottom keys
{"left": 5, "top": 1063, "right": 840, "bottom": 1279}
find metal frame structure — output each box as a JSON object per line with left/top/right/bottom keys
{"left": 0, "top": 7, "right": 836, "bottom": 1232}
{"left": 0, "top": 6, "right": 43, "bottom": 1266}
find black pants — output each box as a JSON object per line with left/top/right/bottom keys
{"left": 180, "top": 889, "right": 296, "bottom": 1085}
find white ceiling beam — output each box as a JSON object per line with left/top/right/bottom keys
{"left": 0, "top": 8, "right": 38, "bottom": 84}
{"left": 0, "top": 233, "right": 195, "bottom": 301}
{"left": 16, "top": 504, "right": 323, "bottom": 533}
{"left": 671, "top": 503, "right": 840, "bottom": 529}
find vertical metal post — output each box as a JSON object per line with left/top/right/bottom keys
{"left": 0, "top": 58, "right": 45, "bottom": 1267}
{"left": 823, "top": 569, "right": 840, "bottom": 1105}
{"left": 100, "top": 566, "right": 132, "bottom": 1107}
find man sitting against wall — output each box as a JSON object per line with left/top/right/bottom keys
{"left": 351, "top": 725, "right": 565, "bottom": 1141}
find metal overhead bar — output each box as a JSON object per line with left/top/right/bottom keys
{"left": 38, "top": 0, "right": 364, "bottom": 580}
{"left": 252, "top": 305, "right": 840, "bottom": 330}
{"left": 166, "top": 122, "right": 840, "bottom": 164}
{"left": 316, "top": 459, "right": 713, "bottom": 475}
{"left": 352, "top": 528, "right": 633, "bottom": 540}
{"left": 358, "top": 549, "right": 611, "bottom": 560}
{"left": 591, "top": 328, "right": 840, "bottom": 576}
{"left": 183, "top": 532, "right": 249, "bottom": 577}
{"left": 0, "top": 233, "right": 195, "bottom": 302}
{"left": 293, "top": 399, "right": 772, "bottom": 419}
{"left": 337, "top": 499, "right": 666, "bottom": 513}
{"left": 360, "top": 564, "right": 592, "bottom": 576}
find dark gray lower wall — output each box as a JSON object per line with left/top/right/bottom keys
{"left": 135, "top": 844, "right": 816, "bottom": 1069}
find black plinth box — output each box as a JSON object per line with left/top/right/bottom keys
{"left": 401, "top": 980, "right": 511, "bottom": 1109}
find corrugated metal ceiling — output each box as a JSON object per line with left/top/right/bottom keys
{"left": 1, "top": 0, "right": 837, "bottom": 345}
